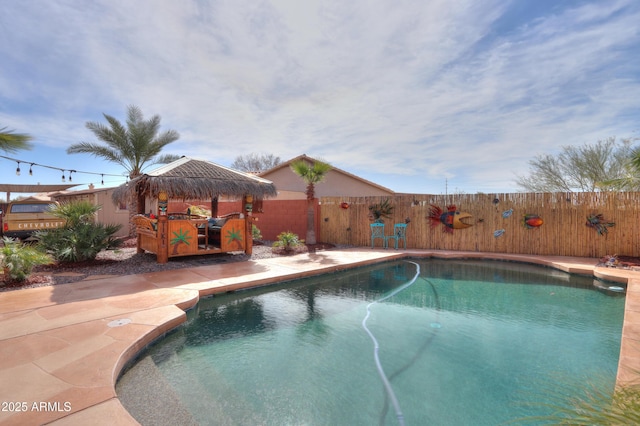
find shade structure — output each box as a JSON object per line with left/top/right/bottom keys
{"left": 0, "top": 184, "right": 79, "bottom": 193}
{"left": 112, "top": 157, "right": 277, "bottom": 203}
{"left": 0, "top": 184, "right": 80, "bottom": 203}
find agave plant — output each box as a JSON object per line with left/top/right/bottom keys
{"left": 368, "top": 198, "right": 395, "bottom": 223}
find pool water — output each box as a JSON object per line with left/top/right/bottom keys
{"left": 118, "top": 259, "right": 625, "bottom": 425}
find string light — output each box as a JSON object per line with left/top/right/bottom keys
{"left": 1, "top": 154, "right": 123, "bottom": 184}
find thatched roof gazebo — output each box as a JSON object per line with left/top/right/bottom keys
{"left": 113, "top": 157, "right": 277, "bottom": 263}
{"left": 112, "top": 156, "right": 277, "bottom": 205}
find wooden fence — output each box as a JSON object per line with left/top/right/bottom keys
{"left": 319, "top": 192, "right": 640, "bottom": 258}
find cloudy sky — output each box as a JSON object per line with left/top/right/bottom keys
{"left": 1, "top": 0, "right": 639, "bottom": 196}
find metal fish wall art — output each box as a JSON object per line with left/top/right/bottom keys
{"left": 428, "top": 205, "right": 473, "bottom": 233}
{"left": 523, "top": 214, "right": 543, "bottom": 229}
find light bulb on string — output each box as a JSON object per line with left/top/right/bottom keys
{"left": 16, "top": 162, "right": 21, "bottom": 176}
{"left": 101, "top": 174, "right": 104, "bottom": 185}
{"left": 68, "top": 170, "right": 74, "bottom": 182}
{"left": 61, "top": 170, "right": 66, "bottom": 182}
{"left": 29, "top": 164, "right": 34, "bottom": 176}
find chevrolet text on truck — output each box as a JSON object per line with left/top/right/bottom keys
{"left": 1, "top": 199, "right": 64, "bottom": 239}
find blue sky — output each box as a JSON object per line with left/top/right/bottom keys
{"left": 1, "top": 0, "right": 638, "bottom": 198}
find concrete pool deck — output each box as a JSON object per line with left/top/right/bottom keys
{"left": 1, "top": 248, "right": 639, "bottom": 425}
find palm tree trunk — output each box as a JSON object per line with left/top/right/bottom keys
{"left": 306, "top": 199, "right": 316, "bottom": 245}
{"left": 127, "top": 191, "right": 137, "bottom": 238}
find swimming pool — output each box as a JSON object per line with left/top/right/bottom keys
{"left": 117, "top": 259, "right": 625, "bottom": 425}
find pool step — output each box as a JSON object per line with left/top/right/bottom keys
{"left": 119, "top": 344, "right": 266, "bottom": 425}
{"left": 593, "top": 280, "right": 626, "bottom": 295}
{"left": 116, "top": 354, "right": 199, "bottom": 426}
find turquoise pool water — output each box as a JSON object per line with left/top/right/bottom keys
{"left": 118, "top": 259, "right": 625, "bottom": 425}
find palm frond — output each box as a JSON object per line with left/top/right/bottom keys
{"left": 66, "top": 142, "right": 126, "bottom": 167}
{"left": 68, "top": 105, "right": 180, "bottom": 178}
{"left": 0, "top": 126, "right": 34, "bottom": 153}
{"left": 153, "top": 154, "right": 182, "bottom": 165}
{"left": 290, "top": 159, "right": 332, "bottom": 185}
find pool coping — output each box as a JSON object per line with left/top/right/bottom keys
{"left": 0, "top": 248, "right": 638, "bottom": 425}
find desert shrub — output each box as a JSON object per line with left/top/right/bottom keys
{"left": 252, "top": 224, "right": 262, "bottom": 241}
{"left": 35, "top": 200, "right": 122, "bottom": 262}
{"left": 272, "top": 231, "right": 304, "bottom": 253}
{"left": 1, "top": 237, "right": 53, "bottom": 283}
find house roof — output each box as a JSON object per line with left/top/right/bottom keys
{"left": 112, "top": 156, "right": 277, "bottom": 202}
{"left": 9, "top": 194, "right": 57, "bottom": 202}
{"left": 259, "top": 154, "right": 395, "bottom": 195}
{"left": 52, "top": 186, "right": 117, "bottom": 197}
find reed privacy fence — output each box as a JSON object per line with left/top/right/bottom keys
{"left": 320, "top": 192, "right": 640, "bottom": 258}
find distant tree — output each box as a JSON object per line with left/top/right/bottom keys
{"left": 0, "top": 126, "right": 33, "bottom": 153}
{"left": 514, "top": 137, "right": 638, "bottom": 192}
{"left": 290, "top": 158, "right": 331, "bottom": 244}
{"left": 602, "top": 137, "right": 640, "bottom": 190}
{"left": 67, "top": 105, "right": 181, "bottom": 220}
{"left": 230, "top": 153, "right": 281, "bottom": 172}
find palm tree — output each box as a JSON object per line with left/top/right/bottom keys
{"left": 67, "top": 105, "right": 181, "bottom": 217}
{"left": 0, "top": 126, "right": 33, "bottom": 153}
{"left": 290, "top": 157, "right": 331, "bottom": 245}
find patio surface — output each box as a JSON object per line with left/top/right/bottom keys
{"left": 1, "top": 248, "right": 639, "bottom": 425}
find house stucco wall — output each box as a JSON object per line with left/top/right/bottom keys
{"left": 53, "top": 188, "right": 130, "bottom": 238}
{"left": 260, "top": 167, "right": 394, "bottom": 197}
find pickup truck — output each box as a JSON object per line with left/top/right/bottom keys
{"left": 1, "top": 200, "right": 65, "bottom": 239}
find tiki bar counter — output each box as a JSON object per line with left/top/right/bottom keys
{"left": 113, "top": 157, "right": 277, "bottom": 263}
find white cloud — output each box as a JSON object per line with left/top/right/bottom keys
{"left": 0, "top": 0, "right": 638, "bottom": 193}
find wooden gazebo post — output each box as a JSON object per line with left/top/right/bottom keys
{"left": 211, "top": 196, "right": 218, "bottom": 218}
{"left": 157, "top": 191, "right": 169, "bottom": 264}
{"left": 244, "top": 194, "right": 253, "bottom": 255}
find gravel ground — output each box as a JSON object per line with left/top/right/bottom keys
{"left": 0, "top": 240, "right": 342, "bottom": 292}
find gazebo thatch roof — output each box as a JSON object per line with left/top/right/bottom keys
{"left": 112, "top": 157, "right": 277, "bottom": 203}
